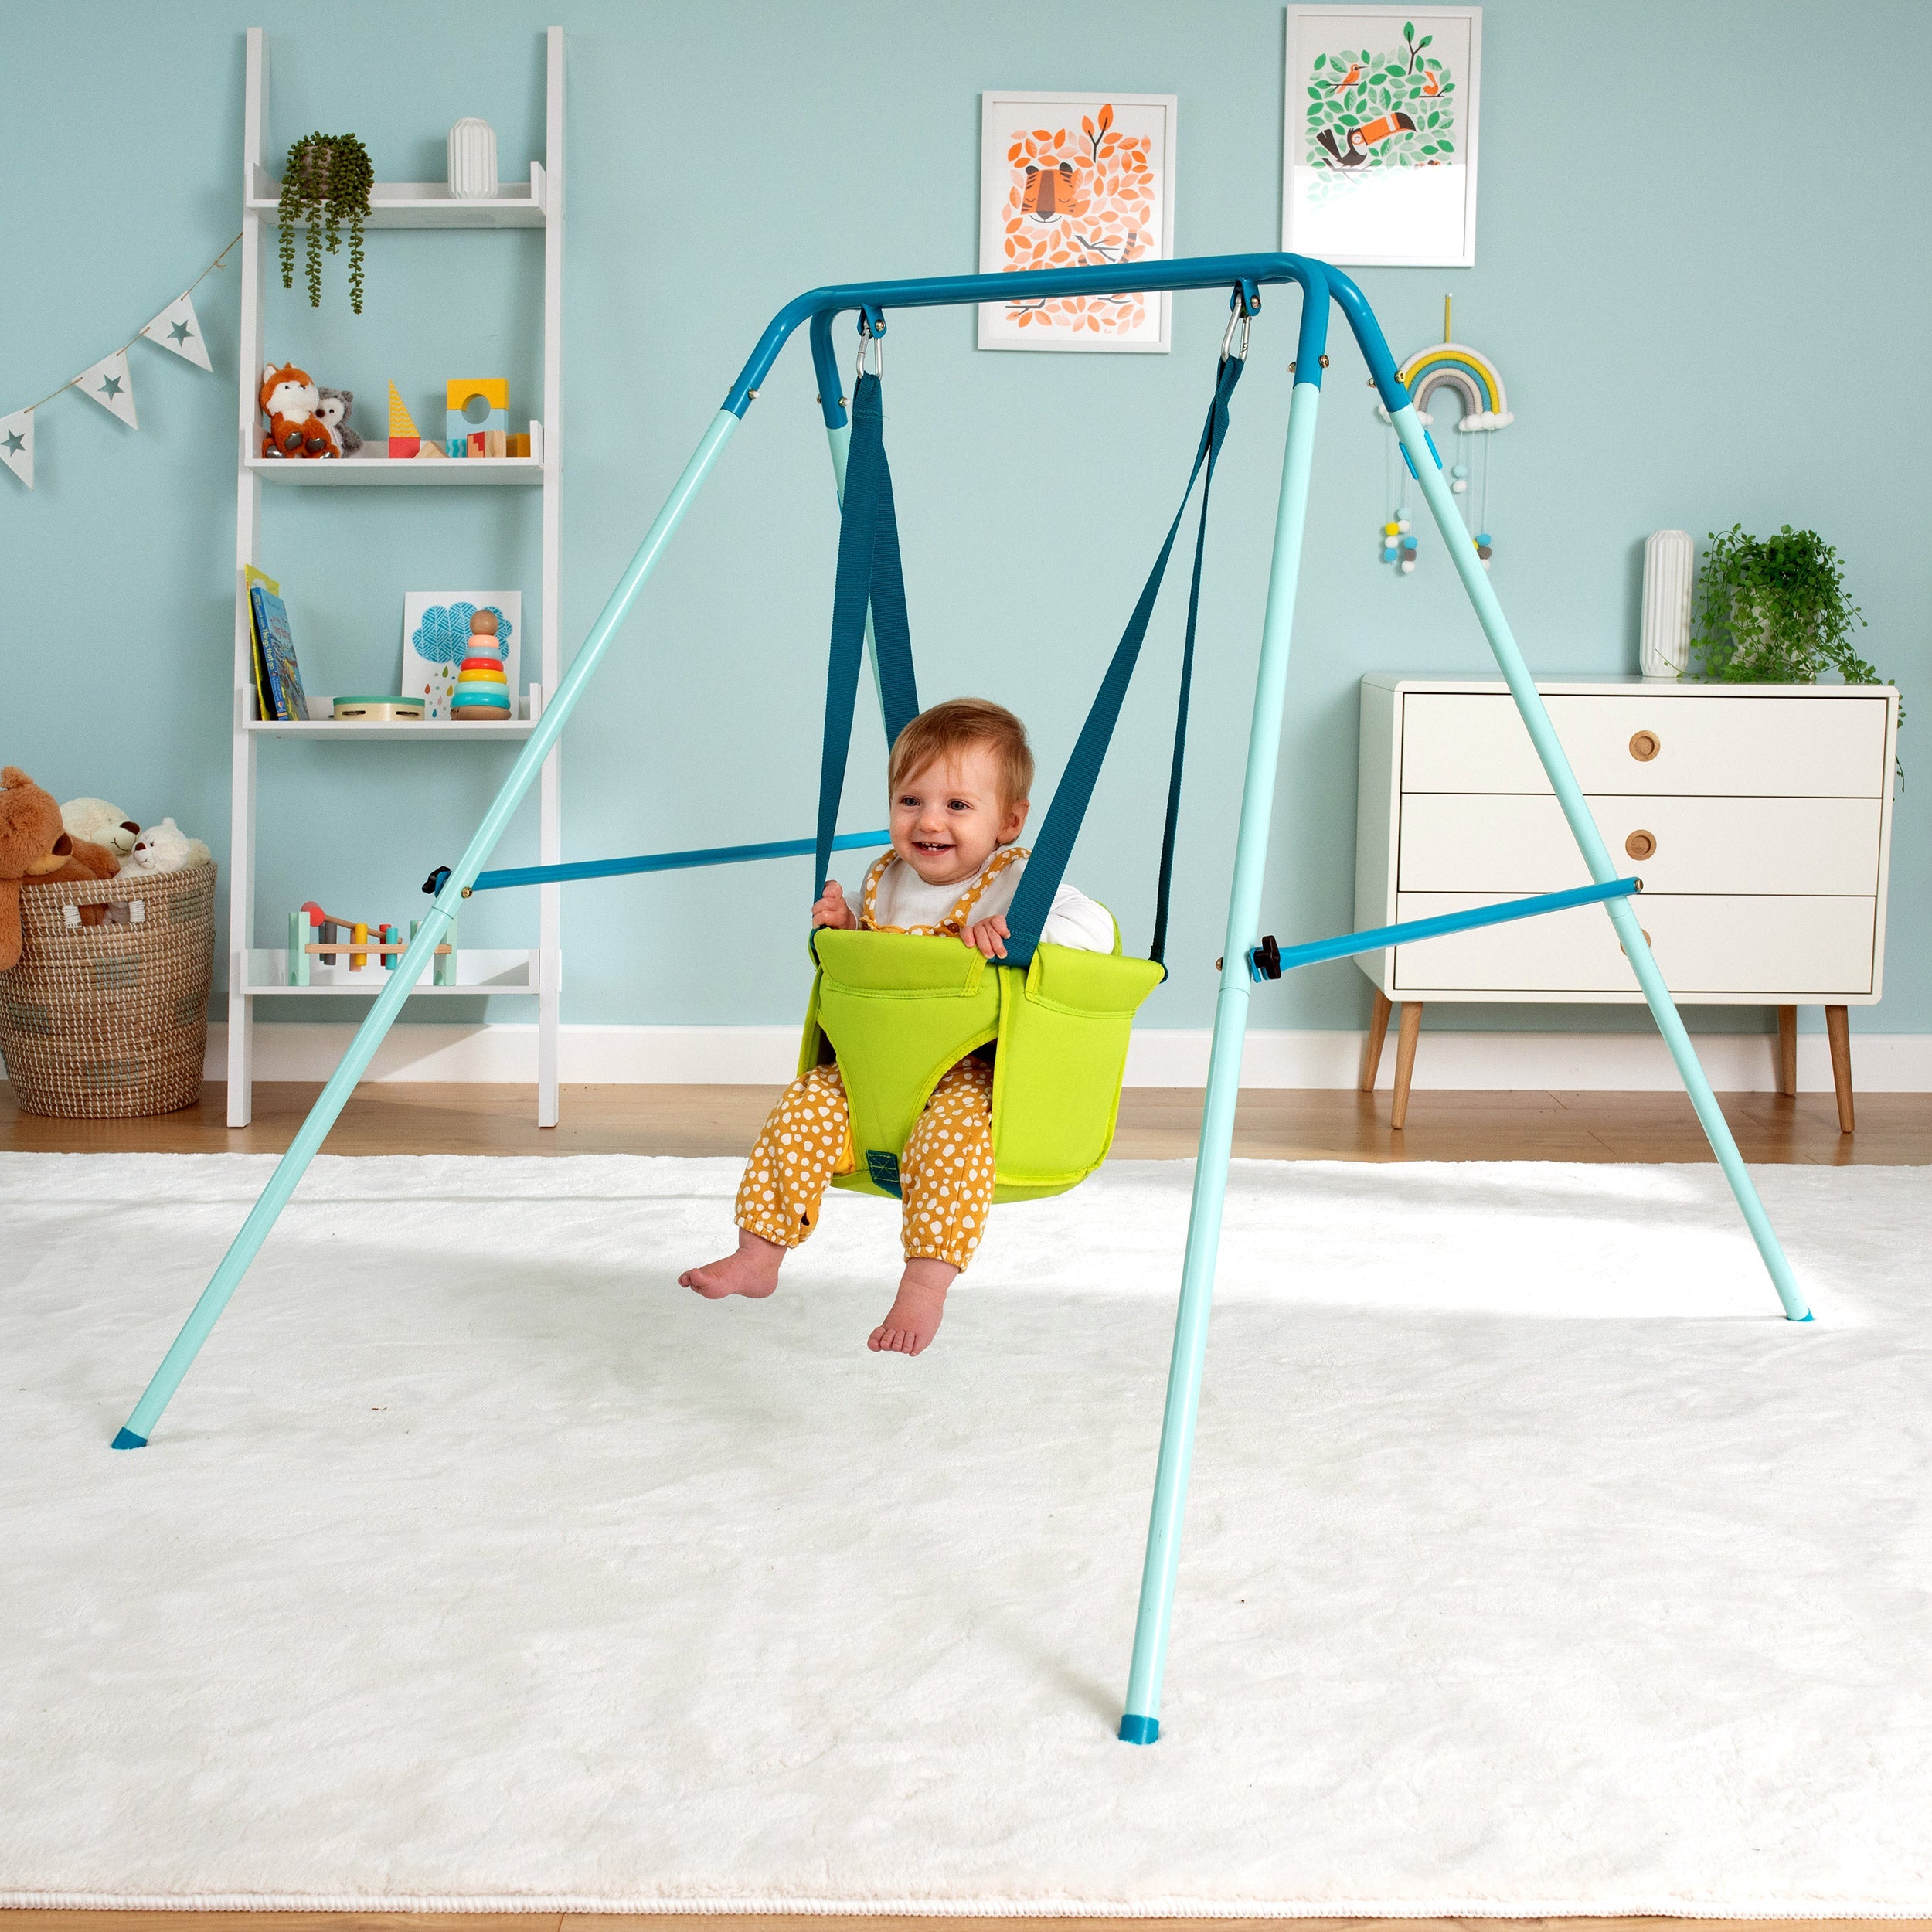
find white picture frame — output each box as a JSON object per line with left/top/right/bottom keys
{"left": 1282, "top": 5, "right": 1481, "bottom": 268}
{"left": 401, "top": 591, "right": 522, "bottom": 722}
{"left": 977, "top": 90, "right": 1178, "bottom": 353}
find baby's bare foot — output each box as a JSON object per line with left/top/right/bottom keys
{"left": 680, "top": 1230, "right": 786, "bottom": 1300}
{"left": 868, "top": 1258, "right": 957, "bottom": 1356}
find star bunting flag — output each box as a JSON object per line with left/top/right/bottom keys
{"left": 77, "top": 349, "right": 140, "bottom": 429}
{"left": 0, "top": 409, "right": 32, "bottom": 489}
{"left": 141, "top": 292, "right": 213, "bottom": 372}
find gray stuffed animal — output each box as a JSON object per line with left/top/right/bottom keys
{"left": 315, "top": 386, "right": 362, "bottom": 455}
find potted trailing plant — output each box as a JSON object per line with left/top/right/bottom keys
{"left": 1690, "top": 523, "right": 1901, "bottom": 726}
{"left": 277, "top": 132, "right": 374, "bottom": 314}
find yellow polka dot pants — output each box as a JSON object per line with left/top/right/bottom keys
{"left": 735, "top": 1057, "right": 997, "bottom": 1270}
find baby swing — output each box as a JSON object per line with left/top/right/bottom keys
{"left": 111, "top": 254, "right": 1813, "bottom": 1756}
{"left": 801, "top": 315, "right": 1246, "bottom": 1203}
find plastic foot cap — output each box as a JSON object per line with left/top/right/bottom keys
{"left": 1117, "top": 1713, "right": 1160, "bottom": 1745}
{"left": 111, "top": 1427, "right": 148, "bottom": 1451}
{"left": 1788, "top": 1311, "right": 1815, "bottom": 1323}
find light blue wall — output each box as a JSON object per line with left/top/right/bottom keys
{"left": 4, "top": 0, "right": 1924, "bottom": 1041}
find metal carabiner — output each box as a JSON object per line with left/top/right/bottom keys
{"left": 1219, "top": 301, "right": 1252, "bottom": 366}
{"left": 854, "top": 309, "right": 886, "bottom": 386}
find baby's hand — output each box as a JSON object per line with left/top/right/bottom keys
{"left": 961, "top": 914, "right": 1009, "bottom": 959}
{"left": 812, "top": 879, "right": 859, "bottom": 930}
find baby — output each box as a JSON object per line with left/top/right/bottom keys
{"left": 679, "top": 699, "right": 1112, "bottom": 1355}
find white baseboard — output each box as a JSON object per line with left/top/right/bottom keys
{"left": 191, "top": 1022, "right": 1932, "bottom": 1093}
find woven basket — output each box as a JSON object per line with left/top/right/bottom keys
{"left": 0, "top": 859, "right": 217, "bottom": 1117}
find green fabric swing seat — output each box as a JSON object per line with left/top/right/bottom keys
{"left": 804, "top": 923, "right": 1164, "bottom": 1204}
{"left": 801, "top": 344, "right": 1243, "bottom": 1205}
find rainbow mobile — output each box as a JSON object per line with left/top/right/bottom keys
{"left": 1376, "top": 298, "right": 1512, "bottom": 574}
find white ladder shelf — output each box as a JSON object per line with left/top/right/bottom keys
{"left": 226, "top": 26, "right": 565, "bottom": 1128}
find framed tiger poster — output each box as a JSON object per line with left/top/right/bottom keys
{"left": 977, "top": 91, "right": 1178, "bottom": 352}
{"left": 1282, "top": 6, "right": 1482, "bottom": 267}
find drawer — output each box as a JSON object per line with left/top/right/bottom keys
{"left": 1398, "top": 794, "right": 1883, "bottom": 896}
{"left": 1391, "top": 893, "right": 1877, "bottom": 996}
{"left": 1401, "top": 692, "right": 1889, "bottom": 797}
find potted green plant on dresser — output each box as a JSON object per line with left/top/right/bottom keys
{"left": 1690, "top": 525, "right": 1898, "bottom": 718}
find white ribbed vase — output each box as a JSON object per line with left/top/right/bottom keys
{"left": 447, "top": 118, "right": 498, "bottom": 199}
{"left": 1640, "top": 528, "right": 1694, "bottom": 679}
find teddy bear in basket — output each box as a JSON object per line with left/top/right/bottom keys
{"left": 0, "top": 768, "right": 123, "bottom": 970}
{"left": 61, "top": 796, "right": 142, "bottom": 859}
{"left": 127, "top": 817, "right": 212, "bottom": 873}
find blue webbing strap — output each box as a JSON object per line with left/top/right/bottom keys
{"left": 1148, "top": 362, "right": 1235, "bottom": 967}
{"left": 1002, "top": 349, "right": 1246, "bottom": 973}
{"left": 815, "top": 369, "right": 920, "bottom": 899}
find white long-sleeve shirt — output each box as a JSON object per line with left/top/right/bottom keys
{"left": 855, "top": 845, "right": 1115, "bottom": 954}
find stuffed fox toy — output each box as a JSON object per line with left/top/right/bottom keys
{"left": 260, "top": 363, "right": 337, "bottom": 459}
{"left": 0, "top": 767, "right": 121, "bottom": 969}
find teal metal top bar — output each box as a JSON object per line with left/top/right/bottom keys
{"left": 464, "top": 829, "right": 890, "bottom": 895}
{"left": 718, "top": 255, "right": 1410, "bottom": 429}
{"left": 1253, "top": 876, "right": 1641, "bottom": 981}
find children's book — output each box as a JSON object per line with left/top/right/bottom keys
{"left": 401, "top": 591, "right": 521, "bottom": 720}
{"left": 244, "top": 566, "right": 310, "bottom": 722}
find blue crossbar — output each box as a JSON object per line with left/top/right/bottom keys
{"left": 467, "top": 828, "right": 890, "bottom": 894}
{"left": 1251, "top": 876, "right": 1640, "bottom": 981}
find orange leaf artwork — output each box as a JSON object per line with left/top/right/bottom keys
{"left": 990, "top": 100, "right": 1163, "bottom": 342}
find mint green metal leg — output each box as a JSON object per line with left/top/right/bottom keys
{"left": 1117, "top": 376, "right": 1325, "bottom": 1744}
{"left": 112, "top": 410, "right": 743, "bottom": 1450}
{"left": 1386, "top": 403, "right": 1809, "bottom": 1323}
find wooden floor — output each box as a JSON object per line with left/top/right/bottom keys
{"left": 2, "top": 1079, "right": 1927, "bottom": 1163}
{"left": 5, "top": 1913, "right": 1927, "bottom": 1932}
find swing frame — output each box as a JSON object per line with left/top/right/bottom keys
{"left": 110, "top": 253, "right": 1811, "bottom": 1753}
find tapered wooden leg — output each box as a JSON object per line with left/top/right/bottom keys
{"left": 1777, "top": 1005, "right": 1798, "bottom": 1097}
{"left": 1359, "top": 987, "right": 1394, "bottom": 1091}
{"left": 1825, "top": 1005, "right": 1855, "bottom": 1133}
{"left": 1389, "top": 1001, "right": 1423, "bottom": 1131}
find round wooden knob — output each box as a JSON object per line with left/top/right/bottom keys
{"left": 1625, "top": 829, "right": 1656, "bottom": 859}
{"left": 1628, "top": 730, "right": 1660, "bottom": 761}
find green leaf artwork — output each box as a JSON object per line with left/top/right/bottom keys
{"left": 1302, "top": 15, "right": 1458, "bottom": 177}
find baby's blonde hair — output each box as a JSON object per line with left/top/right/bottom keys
{"left": 888, "top": 699, "right": 1035, "bottom": 814}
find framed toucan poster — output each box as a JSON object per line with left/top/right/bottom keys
{"left": 1283, "top": 5, "right": 1482, "bottom": 267}
{"left": 977, "top": 91, "right": 1179, "bottom": 352}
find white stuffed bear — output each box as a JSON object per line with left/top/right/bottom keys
{"left": 128, "top": 818, "right": 213, "bottom": 874}
{"left": 61, "top": 798, "right": 142, "bottom": 858}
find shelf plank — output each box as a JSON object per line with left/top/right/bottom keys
{"left": 243, "top": 947, "right": 539, "bottom": 995}
{"left": 247, "top": 717, "right": 536, "bottom": 741}
{"left": 246, "top": 456, "right": 543, "bottom": 486}
{"left": 248, "top": 692, "right": 540, "bottom": 740}
{"left": 247, "top": 164, "right": 546, "bottom": 229}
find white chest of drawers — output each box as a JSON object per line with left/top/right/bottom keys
{"left": 1353, "top": 675, "right": 1900, "bottom": 1124}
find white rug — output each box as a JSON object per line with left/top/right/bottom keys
{"left": 2, "top": 1151, "right": 1929, "bottom": 1917}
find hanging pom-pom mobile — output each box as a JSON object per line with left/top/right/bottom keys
{"left": 1376, "top": 297, "right": 1512, "bottom": 575}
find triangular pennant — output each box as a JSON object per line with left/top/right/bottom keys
{"left": 77, "top": 349, "right": 138, "bottom": 428}
{"left": 0, "top": 407, "right": 32, "bottom": 488}
{"left": 141, "top": 292, "right": 213, "bottom": 372}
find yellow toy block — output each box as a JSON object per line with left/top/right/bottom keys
{"left": 446, "top": 378, "right": 509, "bottom": 413}
{"left": 446, "top": 378, "right": 510, "bottom": 440}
